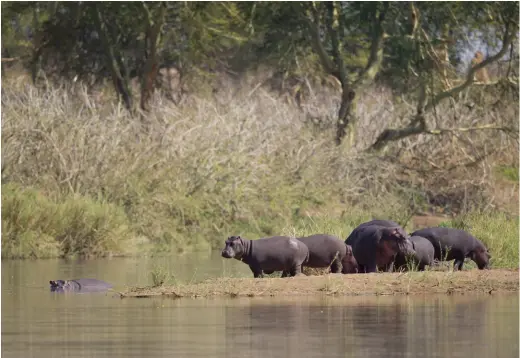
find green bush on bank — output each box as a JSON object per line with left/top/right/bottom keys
{"left": 1, "top": 183, "right": 133, "bottom": 259}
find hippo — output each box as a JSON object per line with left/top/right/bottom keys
{"left": 411, "top": 227, "right": 491, "bottom": 270}
{"left": 49, "top": 278, "right": 113, "bottom": 293}
{"left": 393, "top": 235, "right": 435, "bottom": 271}
{"left": 295, "top": 234, "right": 358, "bottom": 274}
{"left": 221, "top": 235, "right": 309, "bottom": 278}
{"left": 345, "top": 220, "right": 415, "bottom": 273}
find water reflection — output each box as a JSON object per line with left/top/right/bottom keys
{"left": 1, "top": 257, "right": 518, "bottom": 358}
{"left": 223, "top": 296, "right": 518, "bottom": 358}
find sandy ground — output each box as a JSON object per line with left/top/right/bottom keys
{"left": 120, "top": 269, "right": 519, "bottom": 299}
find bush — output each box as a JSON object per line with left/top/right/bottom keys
{"left": 1, "top": 183, "right": 133, "bottom": 258}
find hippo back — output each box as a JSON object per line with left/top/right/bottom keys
{"left": 251, "top": 236, "right": 309, "bottom": 269}
{"left": 296, "top": 234, "right": 346, "bottom": 267}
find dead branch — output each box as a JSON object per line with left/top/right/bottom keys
{"left": 370, "top": 20, "right": 518, "bottom": 151}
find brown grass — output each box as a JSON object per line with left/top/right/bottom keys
{"left": 120, "top": 269, "right": 519, "bottom": 299}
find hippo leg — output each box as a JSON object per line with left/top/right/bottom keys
{"left": 281, "top": 271, "right": 289, "bottom": 278}
{"left": 289, "top": 264, "right": 304, "bottom": 277}
{"left": 453, "top": 259, "right": 464, "bottom": 271}
{"left": 329, "top": 260, "right": 341, "bottom": 274}
{"left": 250, "top": 266, "right": 264, "bottom": 278}
{"left": 384, "top": 262, "right": 395, "bottom": 272}
{"left": 364, "top": 262, "right": 378, "bottom": 273}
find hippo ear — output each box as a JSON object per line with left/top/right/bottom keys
{"left": 385, "top": 228, "right": 402, "bottom": 240}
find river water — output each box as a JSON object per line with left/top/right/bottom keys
{"left": 2, "top": 252, "right": 518, "bottom": 358}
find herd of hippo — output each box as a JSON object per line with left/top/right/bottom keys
{"left": 220, "top": 219, "right": 491, "bottom": 278}
{"left": 49, "top": 219, "right": 491, "bottom": 293}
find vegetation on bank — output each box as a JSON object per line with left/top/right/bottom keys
{"left": 1, "top": 80, "right": 518, "bottom": 265}
{"left": 121, "top": 269, "right": 519, "bottom": 299}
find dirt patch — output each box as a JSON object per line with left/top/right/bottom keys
{"left": 410, "top": 214, "right": 450, "bottom": 230}
{"left": 120, "top": 269, "right": 519, "bottom": 299}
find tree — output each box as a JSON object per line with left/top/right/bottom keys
{"left": 300, "top": 2, "right": 392, "bottom": 146}
{"left": 371, "top": 2, "right": 519, "bottom": 150}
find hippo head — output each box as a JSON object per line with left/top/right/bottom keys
{"left": 471, "top": 247, "right": 491, "bottom": 270}
{"left": 221, "top": 236, "right": 246, "bottom": 260}
{"left": 380, "top": 227, "right": 415, "bottom": 256}
{"left": 341, "top": 244, "right": 359, "bottom": 274}
{"left": 49, "top": 280, "right": 67, "bottom": 292}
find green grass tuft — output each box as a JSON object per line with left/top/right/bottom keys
{"left": 1, "top": 183, "right": 134, "bottom": 259}
{"left": 495, "top": 165, "right": 519, "bottom": 182}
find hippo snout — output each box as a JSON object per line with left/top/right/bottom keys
{"left": 221, "top": 250, "right": 233, "bottom": 258}
{"left": 400, "top": 238, "right": 415, "bottom": 255}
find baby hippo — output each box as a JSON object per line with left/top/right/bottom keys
{"left": 393, "top": 235, "right": 435, "bottom": 271}
{"left": 295, "top": 234, "right": 358, "bottom": 274}
{"left": 221, "top": 235, "right": 309, "bottom": 278}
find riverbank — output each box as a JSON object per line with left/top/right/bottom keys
{"left": 120, "top": 269, "right": 519, "bottom": 299}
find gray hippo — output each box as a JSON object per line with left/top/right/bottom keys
{"left": 50, "top": 279, "right": 113, "bottom": 293}
{"left": 393, "top": 235, "right": 435, "bottom": 271}
{"left": 411, "top": 227, "right": 491, "bottom": 270}
{"left": 295, "top": 234, "right": 358, "bottom": 274}
{"left": 221, "top": 235, "right": 309, "bottom": 278}
{"left": 345, "top": 220, "right": 415, "bottom": 273}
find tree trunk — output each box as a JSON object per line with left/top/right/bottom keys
{"left": 30, "top": 5, "right": 42, "bottom": 85}
{"left": 335, "top": 89, "right": 357, "bottom": 145}
{"left": 93, "top": 5, "right": 133, "bottom": 112}
{"left": 139, "top": 2, "right": 166, "bottom": 113}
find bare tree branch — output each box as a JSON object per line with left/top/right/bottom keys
{"left": 370, "top": 20, "right": 518, "bottom": 151}
{"left": 424, "top": 23, "right": 516, "bottom": 112}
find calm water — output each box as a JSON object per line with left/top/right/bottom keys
{"left": 2, "top": 252, "right": 519, "bottom": 358}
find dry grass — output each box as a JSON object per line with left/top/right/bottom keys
{"left": 120, "top": 269, "right": 519, "bottom": 299}
{"left": 1, "top": 75, "right": 518, "bottom": 258}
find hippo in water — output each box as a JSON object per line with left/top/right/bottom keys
{"left": 221, "top": 235, "right": 309, "bottom": 278}
{"left": 295, "top": 234, "right": 358, "bottom": 274}
{"left": 411, "top": 227, "right": 491, "bottom": 270}
{"left": 345, "top": 220, "right": 415, "bottom": 273}
{"left": 49, "top": 279, "right": 113, "bottom": 293}
{"left": 393, "top": 235, "right": 435, "bottom": 271}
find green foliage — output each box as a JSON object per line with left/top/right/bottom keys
{"left": 150, "top": 264, "right": 176, "bottom": 287}
{"left": 1, "top": 182, "right": 133, "bottom": 259}
{"left": 495, "top": 166, "right": 519, "bottom": 182}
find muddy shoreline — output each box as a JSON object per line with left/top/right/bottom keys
{"left": 120, "top": 269, "right": 519, "bottom": 299}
